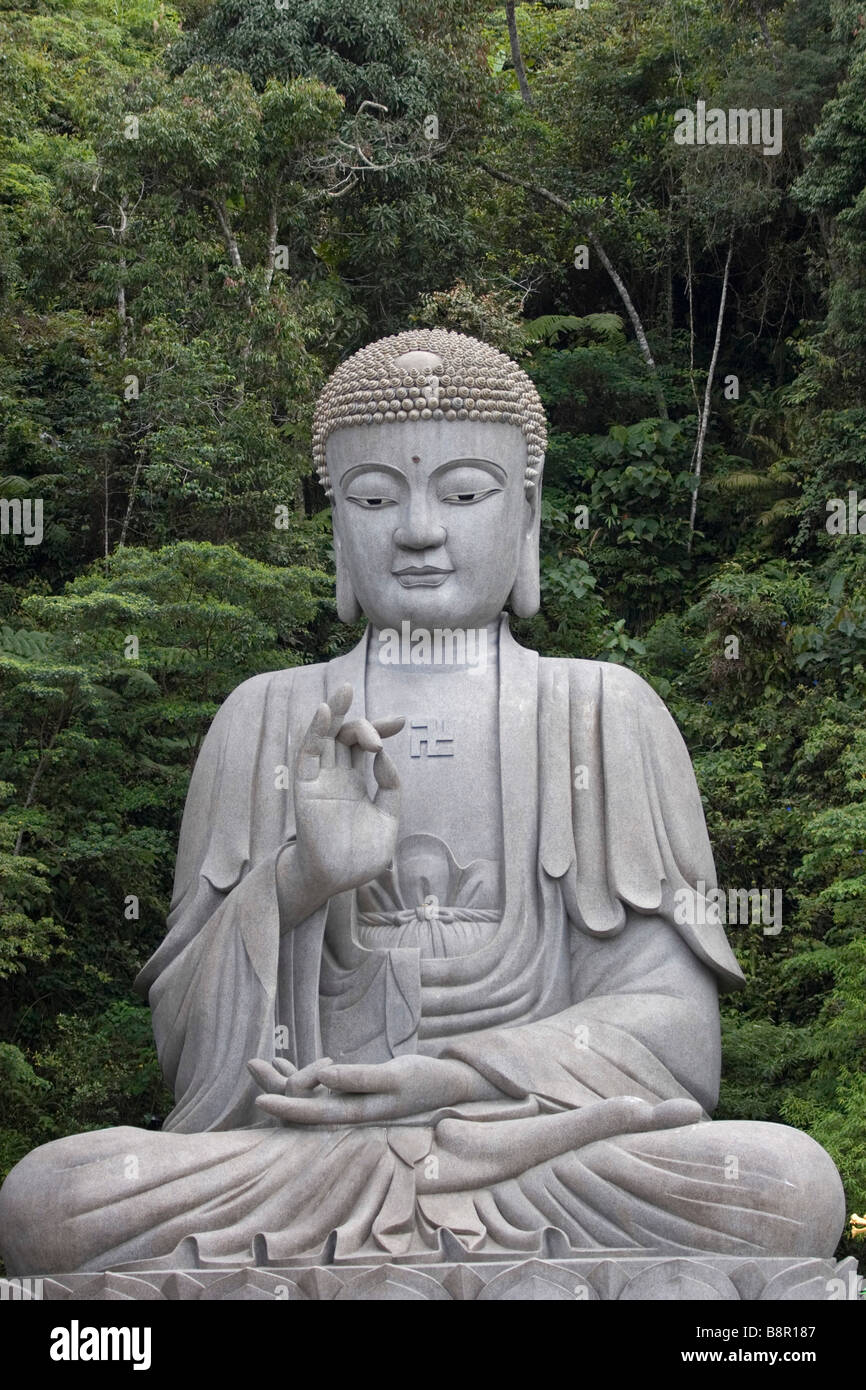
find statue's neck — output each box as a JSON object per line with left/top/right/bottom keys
{"left": 367, "top": 618, "right": 500, "bottom": 674}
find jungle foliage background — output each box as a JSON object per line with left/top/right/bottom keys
{"left": 0, "top": 0, "right": 864, "bottom": 1264}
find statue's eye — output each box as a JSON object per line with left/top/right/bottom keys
{"left": 441, "top": 487, "right": 499, "bottom": 505}
{"left": 347, "top": 495, "right": 397, "bottom": 509}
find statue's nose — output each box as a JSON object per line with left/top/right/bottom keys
{"left": 394, "top": 502, "right": 446, "bottom": 550}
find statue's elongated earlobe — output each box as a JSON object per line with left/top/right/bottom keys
{"left": 334, "top": 527, "right": 362, "bottom": 623}
{"left": 508, "top": 487, "right": 542, "bottom": 618}
{"left": 336, "top": 567, "right": 362, "bottom": 623}
{"left": 509, "top": 558, "right": 540, "bottom": 618}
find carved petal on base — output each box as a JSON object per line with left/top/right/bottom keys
{"left": 759, "top": 1260, "right": 842, "bottom": 1301}
{"left": 335, "top": 1265, "right": 452, "bottom": 1301}
{"left": 295, "top": 1266, "right": 344, "bottom": 1301}
{"left": 618, "top": 1260, "right": 741, "bottom": 1301}
{"left": 159, "top": 1273, "right": 210, "bottom": 1300}
{"left": 441, "top": 1265, "right": 486, "bottom": 1300}
{"left": 99, "top": 1274, "right": 171, "bottom": 1301}
{"left": 478, "top": 1260, "right": 598, "bottom": 1301}
{"left": 729, "top": 1260, "right": 769, "bottom": 1302}
{"left": 205, "top": 1270, "right": 308, "bottom": 1301}
{"left": 586, "top": 1258, "right": 634, "bottom": 1301}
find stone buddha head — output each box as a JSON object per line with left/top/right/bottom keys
{"left": 313, "top": 330, "right": 547, "bottom": 631}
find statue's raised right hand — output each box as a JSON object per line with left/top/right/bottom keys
{"left": 292, "top": 684, "right": 404, "bottom": 904}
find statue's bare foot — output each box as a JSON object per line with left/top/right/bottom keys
{"left": 423, "top": 1096, "right": 704, "bottom": 1192}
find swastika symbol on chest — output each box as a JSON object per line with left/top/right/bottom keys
{"left": 409, "top": 718, "right": 454, "bottom": 758}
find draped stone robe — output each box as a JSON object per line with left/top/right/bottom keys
{"left": 0, "top": 620, "right": 844, "bottom": 1274}
{"left": 141, "top": 618, "right": 744, "bottom": 1127}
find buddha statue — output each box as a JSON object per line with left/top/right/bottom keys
{"left": 0, "top": 330, "right": 845, "bottom": 1281}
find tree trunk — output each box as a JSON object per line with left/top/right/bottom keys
{"left": 119, "top": 456, "right": 143, "bottom": 548}
{"left": 14, "top": 703, "right": 73, "bottom": 856}
{"left": 104, "top": 455, "right": 110, "bottom": 566}
{"left": 197, "top": 192, "right": 255, "bottom": 398}
{"left": 478, "top": 161, "right": 667, "bottom": 417}
{"left": 262, "top": 198, "right": 280, "bottom": 296}
{"left": 116, "top": 198, "right": 130, "bottom": 356}
{"left": 665, "top": 257, "right": 673, "bottom": 352}
{"left": 686, "top": 227, "right": 701, "bottom": 418}
{"left": 587, "top": 232, "right": 668, "bottom": 419}
{"left": 755, "top": 2, "right": 780, "bottom": 68}
{"left": 117, "top": 274, "right": 128, "bottom": 358}
{"left": 202, "top": 193, "right": 254, "bottom": 311}
{"left": 505, "top": 2, "right": 533, "bottom": 106}
{"left": 688, "top": 239, "right": 734, "bottom": 551}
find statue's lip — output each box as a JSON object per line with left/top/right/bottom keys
{"left": 392, "top": 564, "right": 453, "bottom": 587}
{"left": 393, "top": 564, "right": 453, "bottom": 574}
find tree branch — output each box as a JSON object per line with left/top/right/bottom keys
{"left": 477, "top": 161, "right": 667, "bottom": 417}
{"left": 505, "top": 2, "right": 533, "bottom": 106}
{"left": 262, "top": 195, "right": 280, "bottom": 296}
{"left": 688, "top": 238, "right": 734, "bottom": 551}
{"left": 119, "top": 455, "right": 143, "bottom": 548}
{"left": 14, "top": 697, "right": 75, "bottom": 856}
